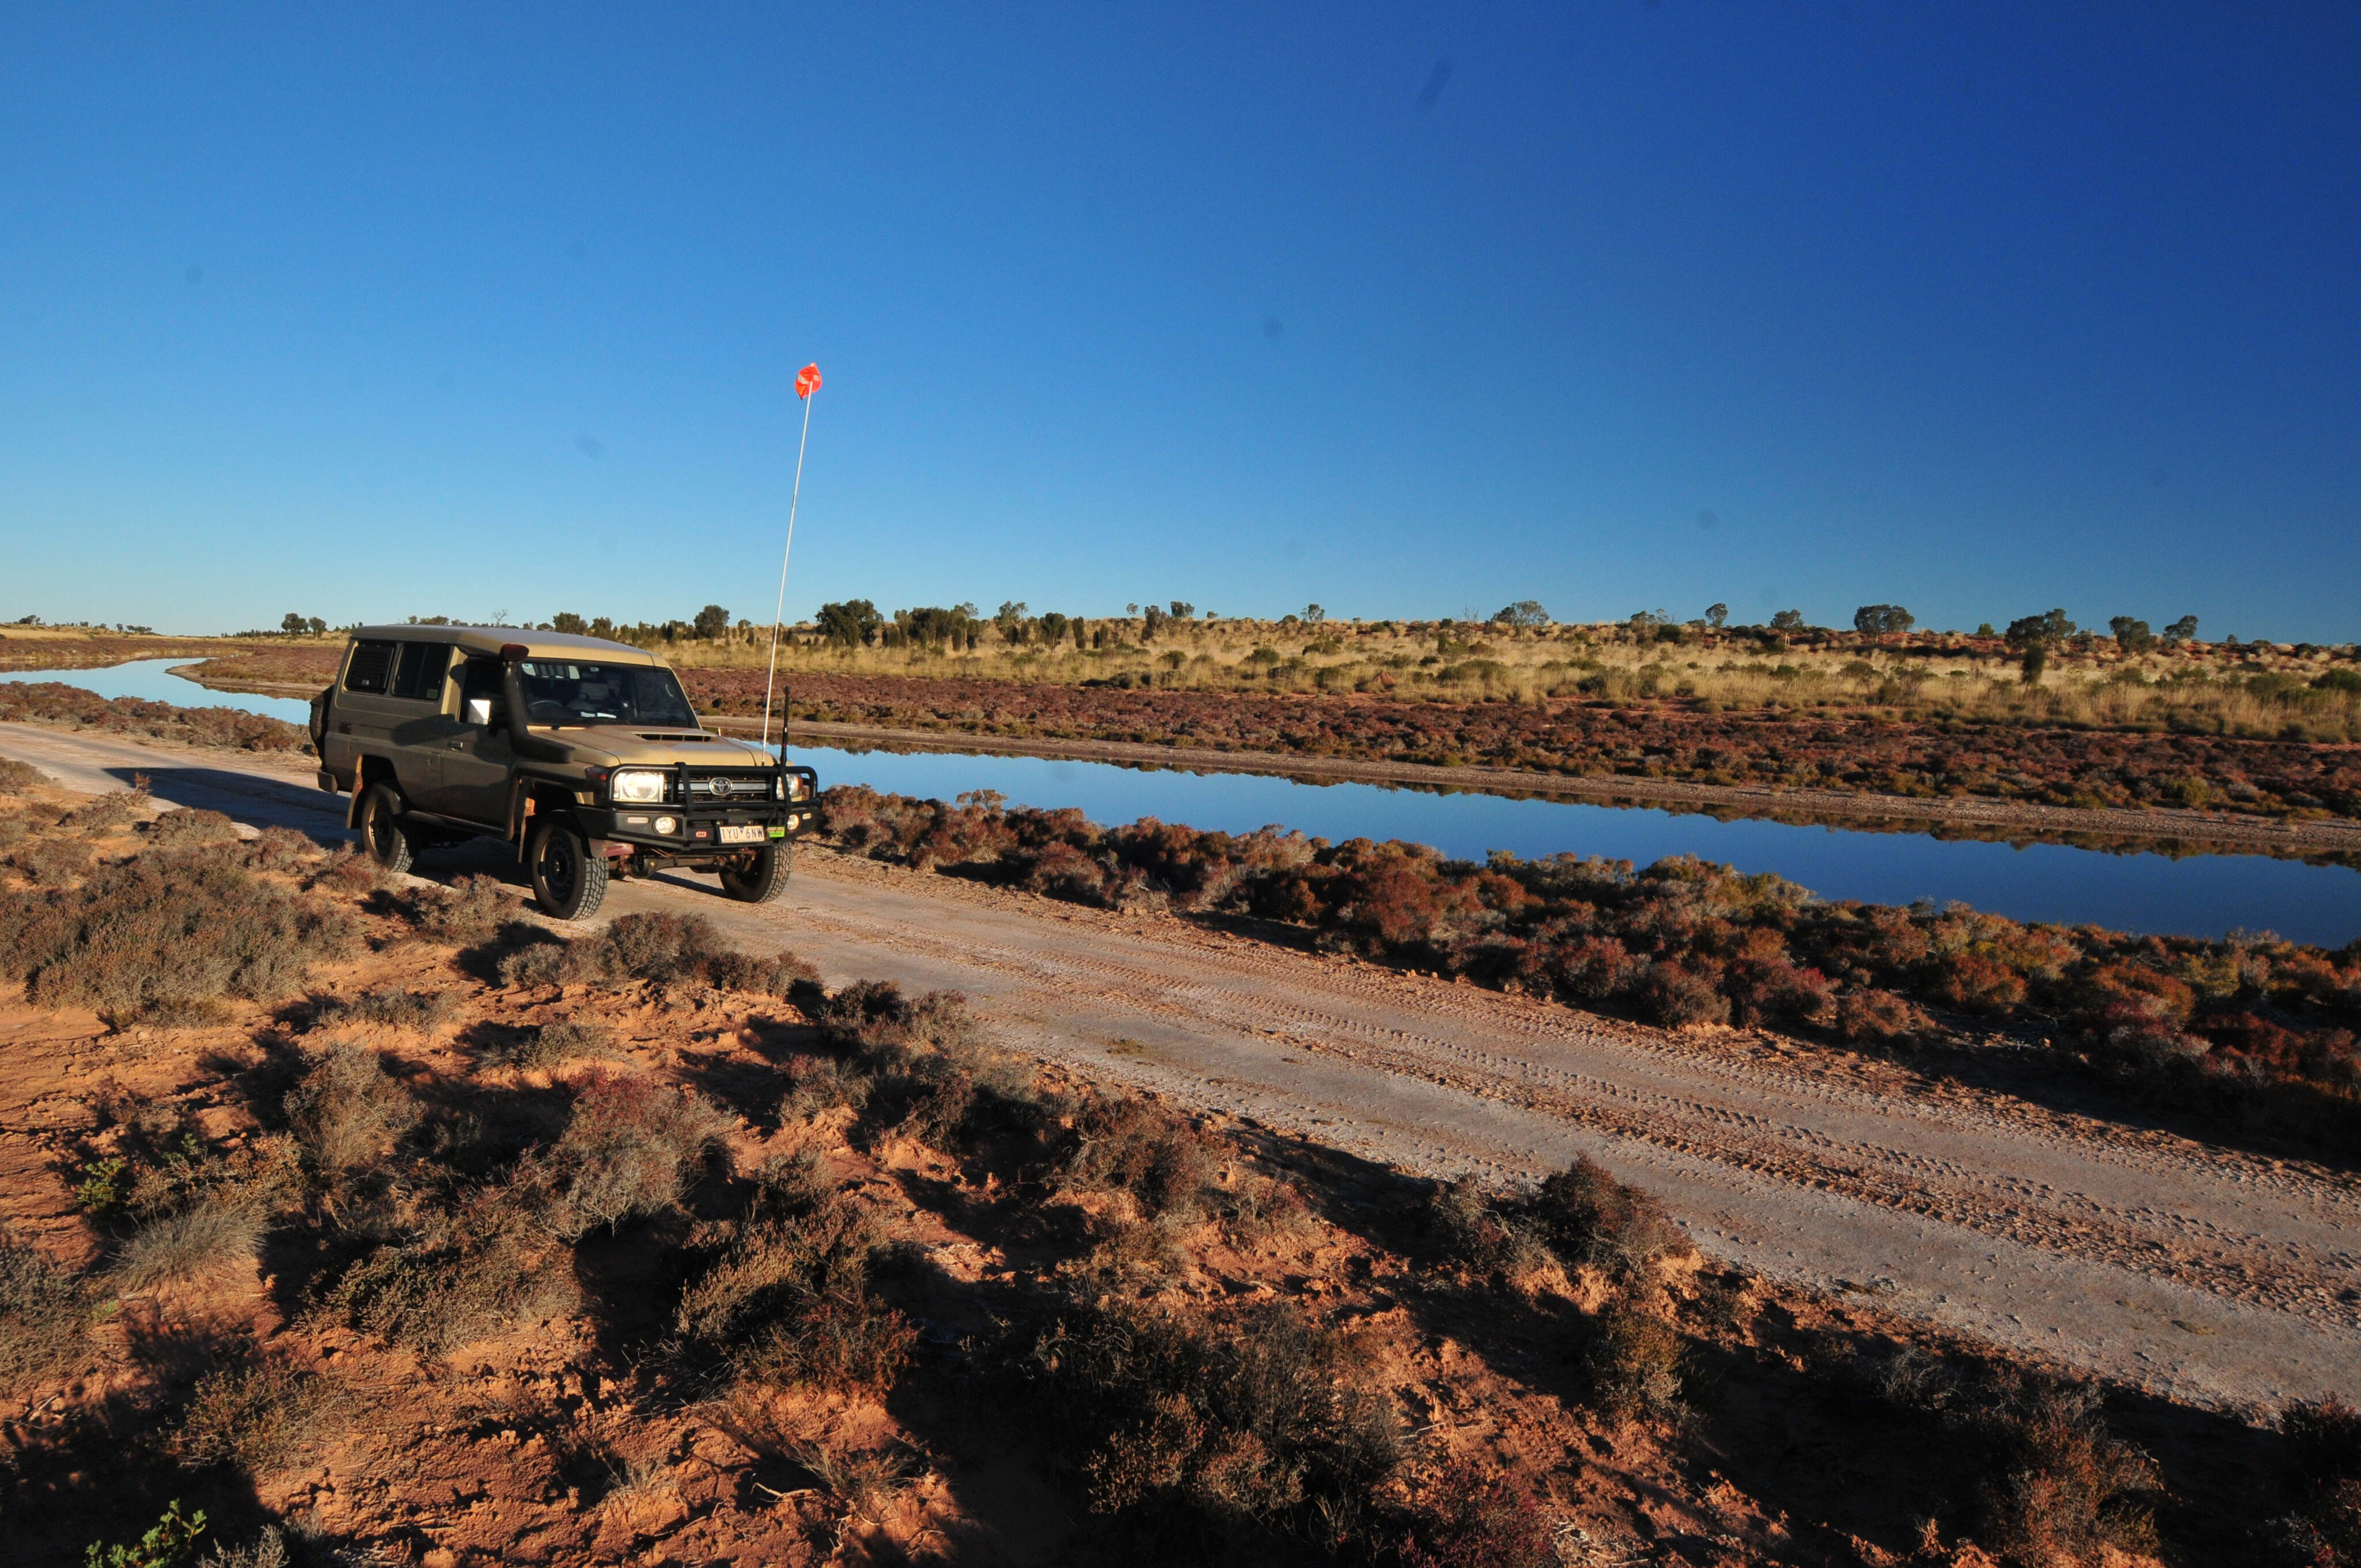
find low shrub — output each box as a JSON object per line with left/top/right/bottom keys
{"left": 534, "top": 1074, "right": 733, "bottom": 1238}
{"left": 1063, "top": 1097, "right": 1221, "bottom": 1219}
{"left": 0, "top": 1227, "right": 87, "bottom": 1392}
{"left": 499, "top": 911, "right": 819, "bottom": 999}
{"left": 673, "top": 1191, "right": 913, "bottom": 1396}
{"left": 1582, "top": 1301, "right": 1688, "bottom": 1419}
{"left": 1, "top": 855, "right": 357, "bottom": 1025}
{"left": 316, "top": 986, "right": 455, "bottom": 1032}
{"left": 63, "top": 790, "right": 146, "bottom": 836}
{"left": 1531, "top": 1156, "right": 1691, "bottom": 1277}
{"left": 146, "top": 808, "right": 237, "bottom": 849}
{"left": 0, "top": 758, "right": 47, "bottom": 792}
{"left": 1023, "top": 1299, "right": 1402, "bottom": 1546}
{"left": 397, "top": 874, "right": 507, "bottom": 945}
{"left": 169, "top": 1359, "right": 334, "bottom": 1475}
{"left": 1980, "top": 1382, "right": 2159, "bottom": 1564}
{"left": 285, "top": 1044, "right": 420, "bottom": 1178}
{"left": 815, "top": 981, "right": 1040, "bottom": 1146}
{"left": 497, "top": 1017, "right": 620, "bottom": 1070}
{"left": 9, "top": 836, "right": 92, "bottom": 885}
{"left": 1423, "top": 1177, "right": 1547, "bottom": 1283}
{"left": 81, "top": 1500, "right": 209, "bottom": 1568}
{"left": 1398, "top": 1460, "right": 1557, "bottom": 1568}
{"left": 322, "top": 1187, "right": 576, "bottom": 1353}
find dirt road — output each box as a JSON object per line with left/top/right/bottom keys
{"left": 5, "top": 720, "right": 2357, "bottom": 1412}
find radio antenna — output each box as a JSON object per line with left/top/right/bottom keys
{"left": 759, "top": 362, "right": 821, "bottom": 757}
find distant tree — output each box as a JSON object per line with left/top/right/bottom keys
{"left": 899, "top": 606, "right": 970, "bottom": 649}
{"left": 1168, "top": 600, "right": 1194, "bottom": 620}
{"left": 1704, "top": 603, "right": 1728, "bottom": 630}
{"left": 1626, "top": 609, "right": 1666, "bottom": 633}
{"left": 280, "top": 612, "right": 311, "bottom": 635}
{"left": 1036, "top": 611, "right": 1070, "bottom": 646}
{"left": 2109, "top": 615, "right": 2156, "bottom": 653}
{"left": 2004, "top": 609, "right": 2076, "bottom": 650}
{"left": 589, "top": 616, "right": 617, "bottom": 640}
{"left": 1126, "top": 603, "right": 1140, "bottom": 617}
{"left": 693, "top": 604, "right": 731, "bottom": 641}
{"left": 817, "top": 599, "right": 884, "bottom": 648}
{"left": 1852, "top": 604, "right": 1915, "bottom": 637}
{"left": 1491, "top": 600, "right": 1550, "bottom": 628}
{"left": 1303, "top": 604, "right": 1326, "bottom": 623}
{"left": 1975, "top": 622, "right": 1996, "bottom": 637}
{"left": 550, "top": 611, "right": 589, "bottom": 636}
{"left": 1769, "top": 609, "right": 1805, "bottom": 632}
{"left": 1142, "top": 604, "right": 1168, "bottom": 640}
{"left": 994, "top": 601, "right": 1029, "bottom": 644}
{"left": 2020, "top": 643, "right": 2049, "bottom": 685}
{"left": 2164, "top": 614, "right": 2200, "bottom": 643}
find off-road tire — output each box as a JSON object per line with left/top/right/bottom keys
{"left": 530, "top": 816, "right": 609, "bottom": 921}
{"left": 718, "top": 842, "right": 791, "bottom": 904}
{"left": 357, "top": 781, "right": 417, "bottom": 875}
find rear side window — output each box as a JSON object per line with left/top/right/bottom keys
{"left": 391, "top": 643, "right": 452, "bottom": 702}
{"left": 344, "top": 640, "right": 395, "bottom": 694}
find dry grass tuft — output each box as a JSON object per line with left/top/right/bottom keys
{"left": 285, "top": 1043, "right": 420, "bottom": 1178}
{"left": 0, "top": 758, "right": 48, "bottom": 792}
{"left": 0, "top": 1227, "right": 88, "bottom": 1392}
{"left": 112, "top": 1191, "right": 270, "bottom": 1291}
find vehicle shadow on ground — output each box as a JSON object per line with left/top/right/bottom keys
{"left": 99, "top": 763, "right": 353, "bottom": 844}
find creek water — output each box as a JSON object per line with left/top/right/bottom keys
{"left": 9, "top": 658, "right": 2361, "bottom": 946}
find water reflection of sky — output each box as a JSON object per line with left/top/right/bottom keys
{"left": 9, "top": 660, "right": 2359, "bottom": 946}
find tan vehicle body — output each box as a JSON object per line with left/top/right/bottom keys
{"left": 311, "top": 625, "right": 816, "bottom": 916}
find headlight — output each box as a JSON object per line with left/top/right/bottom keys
{"left": 611, "top": 769, "right": 667, "bottom": 804}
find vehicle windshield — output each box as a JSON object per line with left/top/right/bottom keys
{"left": 515, "top": 660, "right": 698, "bottom": 727}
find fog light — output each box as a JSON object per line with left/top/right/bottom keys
{"left": 654, "top": 816, "right": 678, "bottom": 834}
{"left": 623, "top": 814, "right": 650, "bottom": 827}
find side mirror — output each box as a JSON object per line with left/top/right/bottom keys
{"left": 465, "top": 697, "right": 498, "bottom": 727}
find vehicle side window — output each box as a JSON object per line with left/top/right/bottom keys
{"left": 344, "top": 640, "right": 396, "bottom": 694}
{"left": 391, "top": 643, "right": 452, "bottom": 703}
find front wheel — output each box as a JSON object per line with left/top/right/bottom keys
{"left": 529, "top": 816, "right": 609, "bottom": 921}
{"left": 718, "top": 842, "right": 791, "bottom": 904}
{"left": 357, "top": 781, "right": 417, "bottom": 874}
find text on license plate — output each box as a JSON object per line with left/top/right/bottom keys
{"left": 716, "top": 824, "right": 766, "bottom": 844}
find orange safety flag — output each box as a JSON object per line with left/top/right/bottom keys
{"left": 795, "top": 363, "right": 822, "bottom": 399}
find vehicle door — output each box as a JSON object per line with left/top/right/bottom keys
{"left": 375, "top": 641, "right": 457, "bottom": 808}
{"left": 441, "top": 656, "right": 517, "bottom": 827}
{"left": 330, "top": 638, "right": 433, "bottom": 802}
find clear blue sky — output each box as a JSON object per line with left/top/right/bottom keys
{"left": 3, "top": 4, "right": 2356, "bottom": 640}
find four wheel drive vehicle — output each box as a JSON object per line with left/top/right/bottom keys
{"left": 310, "top": 626, "right": 817, "bottom": 920}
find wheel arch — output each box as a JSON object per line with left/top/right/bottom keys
{"left": 346, "top": 754, "right": 399, "bottom": 829}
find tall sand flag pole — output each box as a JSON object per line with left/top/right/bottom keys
{"left": 759, "top": 362, "right": 822, "bottom": 758}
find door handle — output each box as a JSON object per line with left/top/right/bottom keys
{"left": 448, "top": 741, "right": 465, "bottom": 750}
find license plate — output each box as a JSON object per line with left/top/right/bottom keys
{"left": 716, "top": 824, "right": 765, "bottom": 844}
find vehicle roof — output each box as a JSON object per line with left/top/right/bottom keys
{"left": 347, "top": 626, "right": 663, "bottom": 663}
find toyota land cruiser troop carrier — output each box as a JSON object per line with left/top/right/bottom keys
{"left": 309, "top": 626, "right": 817, "bottom": 921}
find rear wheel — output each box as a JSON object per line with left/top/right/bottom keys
{"left": 529, "top": 816, "right": 608, "bottom": 920}
{"left": 718, "top": 842, "right": 791, "bottom": 904}
{"left": 357, "top": 781, "right": 417, "bottom": 874}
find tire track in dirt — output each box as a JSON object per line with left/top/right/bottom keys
{"left": 740, "top": 865, "right": 2361, "bottom": 1331}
